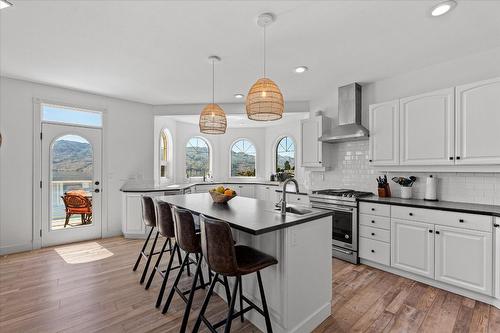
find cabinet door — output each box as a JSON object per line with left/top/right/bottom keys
{"left": 235, "top": 184, "right": 255, "bottom": 198}
{"left": 455, "top": 77, "right": 500, "bottom": 164}
{"left": 369, "top": 100, "right": 400, "bottom": 165}
{"left": 301, "top": 117, "right": 323, "bottom": 167}
{"left": 495, "top": 219, "right": 500, "bottom": 299}
{"left": 400, "top": 88, "right": 455, "bottom": 165}
{"left": 435, "top": 225, "right": 492, "bottom": 295}
{"left": 391, "top": 219, "right": 434, "bottom": 278}
{"left": 256, "top": 185, "right": 272, "bottom": 201}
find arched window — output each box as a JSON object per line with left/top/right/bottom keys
{"left": 186, "top": 137, "right": 210, "bottom": 178}
{"left": 231, "top": 139, "right": 256, "bottom": 177}
{"left": 276, "top": 136, "right": 295, "bottom": 175}
{"left": 159, "top": 129, "right": 168, "bottom": 179}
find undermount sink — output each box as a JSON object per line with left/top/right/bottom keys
{"left": 275, "top": 206, "right": 313, "bottom": 215}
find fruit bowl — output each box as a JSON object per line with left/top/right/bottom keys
{"left": 209, "top": 189, "right": 236, "bottom": 204}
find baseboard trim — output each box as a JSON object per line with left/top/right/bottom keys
{"left": 0, "top": 242, "right": 33, "bottom": 255}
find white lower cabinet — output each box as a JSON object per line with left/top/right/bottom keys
{"left": 495, "top": 218, "right": 500, "bottom": 299}
{"left": 435, "top": 225, "right": 493, "bottom": 295}
{"left": 391, "top": 218, "right": 435, "bottom": 279}
{"left": 233, "top": 184, "right": 255, "bottom": 198}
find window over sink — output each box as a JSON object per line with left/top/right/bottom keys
{"left": 185, "top": 136, "right": 211, "bottom": 179}
{"left": 230, "top": 139, "right": 256, "bottom": 177}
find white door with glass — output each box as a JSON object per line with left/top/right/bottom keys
{"left": 41, "top": 123, "right": 102, "bottom": 246}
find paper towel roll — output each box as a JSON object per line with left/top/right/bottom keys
{"left": 424, "top": 175, "right": 438, "bottom": 201}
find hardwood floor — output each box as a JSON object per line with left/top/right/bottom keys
{"left": 0, "top": 237, "right": 499, "bottom": 333}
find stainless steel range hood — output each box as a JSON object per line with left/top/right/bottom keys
{"left": 319, "top": 83, "right": 369, "bottom": 143}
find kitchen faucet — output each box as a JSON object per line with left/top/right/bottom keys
{"left": 280, "top": 178, "right": 299, "bottom": 214}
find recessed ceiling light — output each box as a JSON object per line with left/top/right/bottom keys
{"left": 0, "top": 0, "right": 13, "bottom": 10}
{"left": 294, "top": 66, "right": 309, "bottom": 74}
{"left": 431, "top": 0, "right": 457, "bottom": 17}
{"left": 234, "top": 94, "right": 244, "bottom": 99}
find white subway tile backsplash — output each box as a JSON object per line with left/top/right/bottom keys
{"left": 309, "top": 141, "right": 500, "bottom": 206}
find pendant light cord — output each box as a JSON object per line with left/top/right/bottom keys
{"left": 263, "top": 25, "right": 266, "bottom": 78}
{"left": 212, "top": 59, "right": 215, "bottom": 105}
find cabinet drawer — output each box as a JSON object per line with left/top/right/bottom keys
{"left": 391, "top": 206, "right": 492, "bottom": 232}
{"left": 359, "top": 225, "right": 390, "bottom": 243}
{"left": 359, "top": 214, "right": 391, "bottom": 230}
{"left": 359, "top": 237, "right": 390, "bottom": 265}
{"left": 359, "top": 202, "right": 390, "bottom": 217}
{"left": 286, "top": 193, "right": 310, "bottom": 206}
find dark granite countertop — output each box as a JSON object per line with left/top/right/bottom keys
{"left": 120, "top": 180, "right": 281, "bottom": 193}
{"left": 156, "top": 193, "right": 332, "bottom": 235}
{"left": 359, "top": 195, "right": 500, "bottom": 217}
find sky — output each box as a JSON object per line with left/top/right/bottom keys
{"left": 42, "top": 105, "right": 102, "bottom": 127}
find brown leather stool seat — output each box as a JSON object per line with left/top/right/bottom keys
{"left": 234, "top": 245, "right": 278, "bottom": 276}
{"left": 193, "top": 214, "right": 278, "bottom": 333}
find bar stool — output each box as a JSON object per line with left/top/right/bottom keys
{"left": 193, "top": 214, "right": 278, "bottom": 333}
{"left": 161, "top": 207, "right": 232, "bottom": 333}
{"left": 144, "top": 201, "right": 183, "bottom": 308}
{"left": 161, "top": 206, "right": 209, "bottom": 333}
{"left": 132, "top": 196, "right": 161, "bottom": 284}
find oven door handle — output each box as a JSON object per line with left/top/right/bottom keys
{"left": 332, "top": 247, "right": 353, "bottom": 255}
{"left": 311, "top": 203, "right": 354, "bottom": 212}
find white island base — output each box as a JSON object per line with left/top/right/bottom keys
{"left": 210, "top": 216, "right": 332, "bottom": 333}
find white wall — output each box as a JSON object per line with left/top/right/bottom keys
{"left": 308, "top": 47, "right": 500, "bottom": 205}
{"left": 153, "top": 117, "right": 305, "bottom": 185}
{"left": 0, "top": 77, "right": 153, "bottom": 254}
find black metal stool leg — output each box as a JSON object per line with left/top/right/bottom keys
{"left": 238, "top": 276, "right": 244, "bottom": 322}
{"left": 223, "top": 276, "right": 232, "bottom": 305}
{"left": 145, "top": 237, "right": 168, "bottom": 289}
{"left": 192, "top": 273, "right": 219, "bottom": 333}
{"left": 155, "top": 242, "right": 179, "bottom": 308}
{"left": 162, "top": 254, "right": 189, "bottom": 314}
{"left": 223, "top": 277, "right": 239, "bottom": 333}
{"left": 180, "top": 255, "right": 203, "bottom": 333}
{"left": 195, "top": 253, "right": 206, "bottom": 288}
{"left": 140, "top": 230, "right": 159, "bottom": 284}
{"left": 133, "top": 227, "right": 153, "bottom": 271}
{"left": 257, "top": 271, "right": 273, "bottom": 333}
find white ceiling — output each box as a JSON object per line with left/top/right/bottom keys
{"left": 167, "top": 112, "right": 309, "bottom": 128}
{"left": 1, "top": 1, "right": 500, "bottom": 105}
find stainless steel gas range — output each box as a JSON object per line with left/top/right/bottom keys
{"left": 309, "top": 189, "right": 372, "bottom": 264}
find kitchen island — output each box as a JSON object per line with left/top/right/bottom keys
{"left": 158, "top": 193, "right": 333, "bottom": 333}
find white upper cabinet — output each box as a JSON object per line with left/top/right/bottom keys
{"left": 301, "top": 116, "right": 328, "bottom": 168}
{"left": 369, "top": 100, "right": 399, "bottom": 165}
{"left": 435, "top": 225, "right": 492, "bottom": 295}
{"left": 455, "top": 77, "right": 500, "bottom": 165}
{"left": 399, "top": 88, "right": 455, "bottom": 165}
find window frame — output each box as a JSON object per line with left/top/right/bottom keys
{"left": 274, "top": 136, "right": 296, "bottom": 175}
{"left": 229, "top": 138, "right": 257, "bottom": 178}
{"left": 159, "top": 128, "right": 172, "bottom": 182}
{"left": 185, "top": 136, "right": 212, "bottom": 180}
{"left": 41, "top": 103, "right": 103, "bottom": 128}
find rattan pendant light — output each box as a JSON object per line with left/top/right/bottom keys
{"left": 246, "top": 13, "right": 284, "bottom": 121}
{"left": 199, "top": 56, "right": 227, "bottom": 134}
